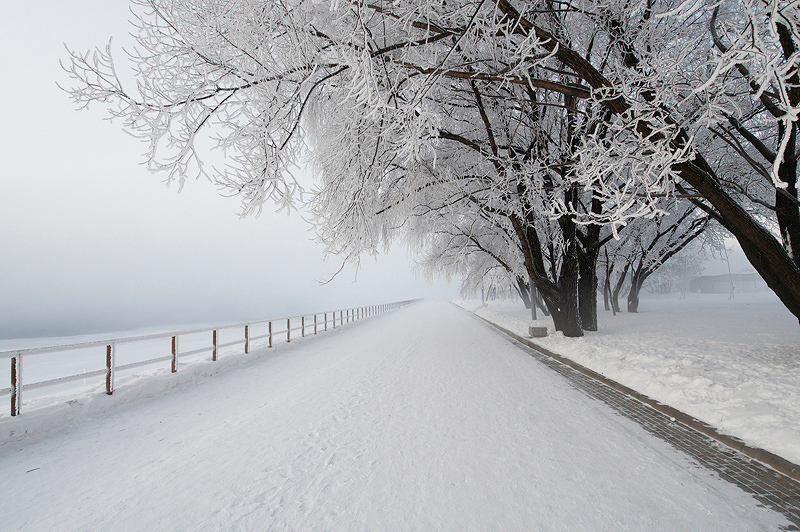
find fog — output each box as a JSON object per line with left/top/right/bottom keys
{"left": 0, "top": 1, "right": 457, "bottom": 340}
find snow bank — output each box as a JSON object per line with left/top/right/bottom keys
{"left": 455, "top": 293, "right": 800, "bottom": 465}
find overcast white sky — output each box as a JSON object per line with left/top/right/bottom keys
{"left": 0, "top": 0, "right": 458, "bottom": 340}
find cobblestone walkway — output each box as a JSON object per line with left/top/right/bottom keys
{"left": 477, "top": 315, "right": 800, "bottom": 529}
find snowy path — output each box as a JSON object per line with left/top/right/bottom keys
{"left": 0, "top": 301, "right": 789, "bottom": 530}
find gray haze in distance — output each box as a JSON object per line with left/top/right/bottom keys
{"left": 0, "top": 1, "right": 457, "bottom": 342}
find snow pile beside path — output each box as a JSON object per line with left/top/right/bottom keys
{"left": 455, "top": 293, "right": 800, "bottom": 465}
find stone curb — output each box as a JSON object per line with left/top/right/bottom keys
{"left": 459, "top": 304, "right": 800, "bottom": 483}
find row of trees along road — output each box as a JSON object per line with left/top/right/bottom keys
{"left": 63, "top": 0, "right": 800, "bottom": 336}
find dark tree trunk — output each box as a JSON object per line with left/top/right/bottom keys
{"left": 611, "top": 262, "right": 629, "bottom": 314}
{"left": 535, "top": 245, "right": 582, "bottom": 337}
{"left": 578, "top": 247, "right": 600, "bottom": 331}
{"left": 776, "top": 124, "right": 800, "bottom": 270}
{"left": 627, "top": 293, "right": 639, "bottom": 313}
{"left": 551, "top": 218, "right": 583, "bottom": 337}
{"left": 516, "top": 277, "right": 532, "bottom": 309}
{"left": 627, "top": 261, "right": 644, "bottom": 313}
{"left": 533, "top": 286, "right": 550, "bottom": 316}
{"left": 543, "top": 290, "right": 582, "bottom": 337}
{"left": 603, "top": 249, "right": 612, "bottom": 311}
{"left": 627, "top": 275, "right": 641, "bottom": 312}
{"left": 515, "top": 201, "right": 580, "bottom": 335}
{"left": 776, "top": 24, "right": 800, "bottom": 271}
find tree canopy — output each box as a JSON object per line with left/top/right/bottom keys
{"left": 64, "top": 0, "right": 800, "bottom": 334}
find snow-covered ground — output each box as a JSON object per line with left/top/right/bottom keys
{"left": 0, "top": 321, "right": 265, "bottom": 409}
{"left": 455, "top": 292, "right": 800, "bottom": 466}
{"left": 0, "top": 301, "right": 789, "bottom": 530}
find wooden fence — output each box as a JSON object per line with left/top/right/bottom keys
{"left": 0, "top": 300, "right": 420, "bottom": 416}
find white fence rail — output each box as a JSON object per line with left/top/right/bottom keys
{"left": 0, "top": 299, "right": 420, "bottom": 416}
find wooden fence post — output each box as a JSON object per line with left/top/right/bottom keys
{"left": 287, "top": 318, "right": 291, "bottom": 343}
{"left": 245, "top": 325, "right": 250, "bottom": 354}
{"left": 301, "top": 316, "right": 305, "bottom": 338}
{"left": 11, "top": 356, "right": 21, "bottom": 417}
{"left": 106, "top": 344, "right": 115, "bottom": 395}
{"left": 212, "top": 330, "right": 218, "bottom": 361}
{"left": 269, "top": 321, "right": 273, "bottom": 348}
{"left": 171, "top": 336, "right": 179, "bottom": 373}
{"left": 314, "top": 314, "right": 318, "bottom": 335}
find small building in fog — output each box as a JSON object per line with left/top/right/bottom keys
{"left": 690, "top": 273, "right": 767, "bottom": 294}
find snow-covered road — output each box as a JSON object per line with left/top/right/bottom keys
{"left": 0, "top": 301, "right": 788, "bottom": 530}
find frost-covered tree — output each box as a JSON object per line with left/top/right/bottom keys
{"left": 600, "top": 200, "right": 710, "bottom": 312}
{"left": 553, "top": 0, "right": 800, "bottom": 321}
{"left": 600, "top": 244, "right": 632, "bottom": 315}
{"left": 643, "top": 239, "right": 708, "bottom": 299}
{"left": 624, "top": 203, "right": 710, "bottom": 312}
{"left": 62, "top": 0, "right": 800, "bottom": 328}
